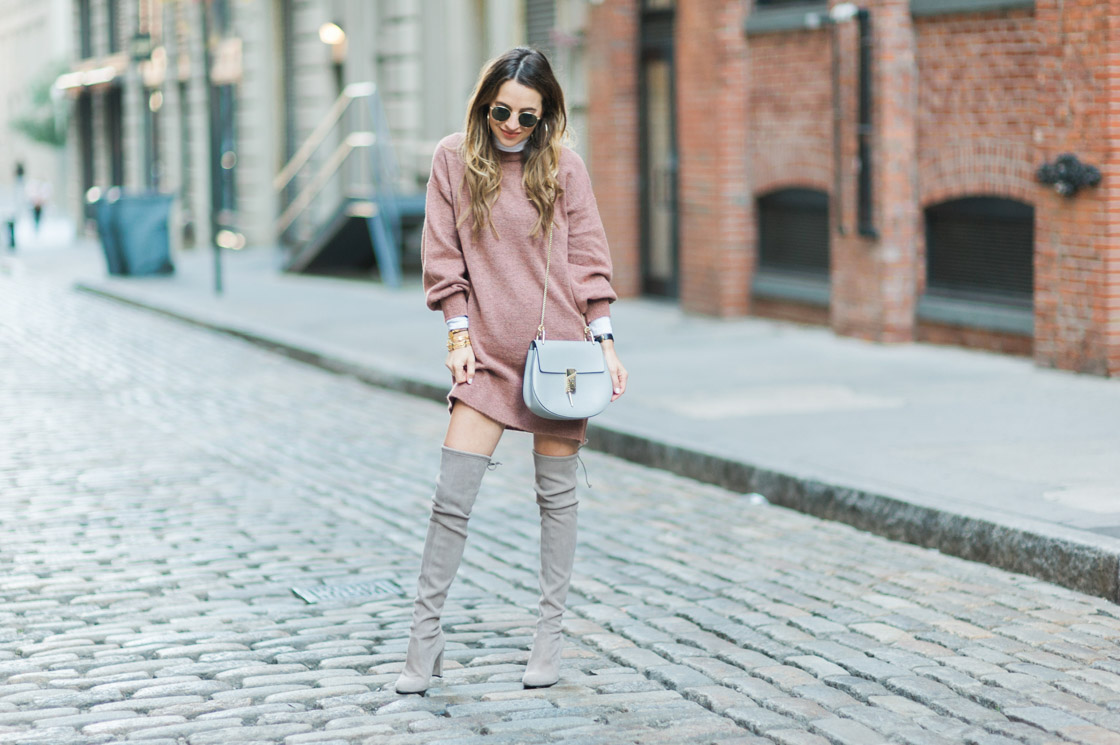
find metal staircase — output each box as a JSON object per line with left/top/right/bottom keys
{"left": 274, "top": 82, "right": 408, "bottom": 285}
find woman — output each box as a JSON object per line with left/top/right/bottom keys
{"left": 395, "top": 47, "right": 628, "bottom": 694}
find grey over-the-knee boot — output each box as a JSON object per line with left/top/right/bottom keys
{"left": 522, "top": 451, "right": 579, "bottom": 688}
{"left": 395, "top": 446, "right": 492, "bottom": 694}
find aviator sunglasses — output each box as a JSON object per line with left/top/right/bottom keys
{"left": 489, "top": 105, "right": 540, "bottom": 129}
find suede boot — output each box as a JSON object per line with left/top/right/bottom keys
{"left": 395, "top": 446, "right": 492, "bottom": 694}
{"left": 522, "top": 451, "right": 579, "bottom": 688}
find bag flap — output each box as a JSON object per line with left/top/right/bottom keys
{"left": 531, "top": 339, "right": 606, "bottom": 374}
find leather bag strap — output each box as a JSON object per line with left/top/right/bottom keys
{"left": 536, "top": 223, "right": 591, "bottom": 342}
{"left": 537, "top": 224, "right": 554, "bottom": 340}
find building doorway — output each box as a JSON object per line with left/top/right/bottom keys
{"left": 639, "top": 1, "right": 678, "bottom": 297}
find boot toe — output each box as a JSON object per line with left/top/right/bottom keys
{"left": 394, "top": 675, "right": 430, "bottom": 694}
{"left": 521, "top": 669, "right": 560, "bottom": 688}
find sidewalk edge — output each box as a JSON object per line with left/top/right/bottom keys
{"left": 75, "top": 282, "right": 1120, "bottom": 604}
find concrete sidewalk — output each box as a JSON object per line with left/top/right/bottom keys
{"left": 22, "top": 241, "right": 1120, "bottom": 601}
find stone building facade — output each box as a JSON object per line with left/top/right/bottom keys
{"left": 0, "top": 0, "right": 72, "bottom": 224}
{"left": 58, "top": 0, "right": 591, "bottom": 256}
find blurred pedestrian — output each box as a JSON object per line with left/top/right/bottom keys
{"left": 395, "top": 47, "right": 628, "bottom": 694}
{"left": 29, "top": 179, "right": 50, "bottom": 233}
{"left": 3, "top": 163, "right": 25, "bottom": 251}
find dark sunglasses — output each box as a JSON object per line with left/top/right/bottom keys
{"left": 489, "top": 105, "right": 539, "bottom": 129}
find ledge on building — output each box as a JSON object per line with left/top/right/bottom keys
{"left": 751, "top": 271, "right": 831, "bottom": 326}
{"left": 752, "top": 268, "right": 833, "bottom": 324}
{"left": 745, "top": 2, "right": 830, "bottom": 35}
{"left": 911, "top": 0, "right": 1034, "bottom": 17}
{"left": 916, "top": 293, "right": 1033, "bottom": 336}
{"left": 753, "top": 271, "right": 831, "bottom": 307}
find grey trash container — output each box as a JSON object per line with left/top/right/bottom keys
{"left": 95, "top": 195, "right": 126, "bottom": 275}
{"left": 115, "top": 194, "right": 174, "bottom": 276}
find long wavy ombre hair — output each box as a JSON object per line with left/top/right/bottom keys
{"left": 458, "top": 47, "right": 568, "bottom": 239}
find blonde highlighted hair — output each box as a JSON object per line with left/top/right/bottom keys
{"left": 458, "top": 47, "right": 568, "bottom": 238}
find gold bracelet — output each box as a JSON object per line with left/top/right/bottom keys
{"left": 447, "top": 341, "right": 472, "bottom": 351}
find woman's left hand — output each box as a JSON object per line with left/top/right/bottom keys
{"left": 601, "top": 340, "right": 628, "bottom": 402}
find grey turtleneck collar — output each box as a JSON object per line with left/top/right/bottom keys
{"left": 494, "top": 136, "right": 528, "bottom": 153}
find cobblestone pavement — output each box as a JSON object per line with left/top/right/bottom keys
{"left": 3, "top": 280, "right": 1120, "bottom": 745}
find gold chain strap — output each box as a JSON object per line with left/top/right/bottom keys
{"left": 536, "top": 223, "right": 592, "bottom": 342}
{"left": 537, "top": 224, "right": 554, "bottom": 340}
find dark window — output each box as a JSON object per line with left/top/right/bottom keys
{"left": 107, "top": 0, "right": 120, "bottom": 53}
{"left": 77, "top": 92, "right": 95, "bottom": 219}
{"left": 526, "top": 0, "right": 555, "bottom": 55}
{"left": 925, "top": 197, "right": 1033, "bottom": 308}
{"left": 757, "top": 189, "right": 830, "bottom": 279}
{"left": 105, "top": 86, "right": 125, "bottom": 186}
{"left": 78, "top": 0, "right": 93, "bottom": 58}
{"left": 179, "top": 81, "right": 191, "bottom": 202}
{"left": 211, "top": 0, "right": 232, "bottom": 34}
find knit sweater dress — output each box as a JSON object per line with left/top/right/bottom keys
{"left": 422, "top": 133, "right": 617, "bottom": 441}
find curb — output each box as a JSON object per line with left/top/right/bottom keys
{"left": 76, "top": 282, "right": 1120, "bottom": 604}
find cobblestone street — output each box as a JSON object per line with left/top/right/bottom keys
{"left": 3, "top": 279, "right": 1120, "bottom": 745}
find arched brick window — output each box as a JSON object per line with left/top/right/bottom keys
{"left": 753, "top": 188, "right": 831, "bottom": 306}
{"left": 925, "top": 197, "right": 1033, "bottom": 307}
{"left": 919, "top": 196, "right": 1034, "bottom": 334}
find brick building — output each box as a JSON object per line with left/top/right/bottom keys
{"left": 585, "top": 0, "right": 1119, "bottom": 376}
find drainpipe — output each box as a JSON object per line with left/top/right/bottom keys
{"left": 806, "top": 3, "right": 873, "bottom": 239}
{"left": 855, "top": 8, "right": 876, "bottom": 238}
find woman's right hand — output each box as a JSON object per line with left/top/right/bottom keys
{"left": 447, "top": 346, "right": 476, "bottom": 385}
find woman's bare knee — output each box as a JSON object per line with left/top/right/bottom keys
{"left": 444, "top": 401, "right": 505, "bottom": 455}
{"left": 533, "top": 433, "right": 580, "bottom": 457}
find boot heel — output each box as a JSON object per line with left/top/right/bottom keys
{"left": 433, "top": 649, "right": 444, "bottom": 677}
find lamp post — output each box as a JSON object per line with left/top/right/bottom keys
{"left": 131, "top": 32, "right": 154, "bottom": 190}
{"left": 200, "top": 4, "right": 223, "bottom": 295}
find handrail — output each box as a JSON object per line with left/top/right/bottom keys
{"left": 273, "top": 81, "right": 378, "bottom": 192}
{"left": 276, "top": 131, "right": 377, "bottom": 234}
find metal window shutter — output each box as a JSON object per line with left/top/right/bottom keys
{"left": 757, "top": 189, "right": 831, "bottom": 278}
{"left": 926, "top": 197, "right": 1034, "bottom": 307}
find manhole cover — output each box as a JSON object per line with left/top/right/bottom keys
{"left": 292, "top": 578, "right": 406, "bottom": 604}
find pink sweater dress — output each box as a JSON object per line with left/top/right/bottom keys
{"left": 422, "top": 133, "right": 617, "bottom": 441}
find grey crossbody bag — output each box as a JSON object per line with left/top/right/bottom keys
{"left": 522, "top": 224, "right": 613, "bottom": 421}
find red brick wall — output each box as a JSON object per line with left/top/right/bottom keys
{"left": 586, "top": 0, "right": 641, "bottom": 298}
{"left": 747, "top": 30, "right": 833, "bottom": 198}
{"left": 584, "top": 0, "right": 1120, "bottom": 376}
{"left": 915, "top": 9, "right": 1038, "bottom": 211}
{"left": 1033, "top": 0, "right": 1116, "bottom": 375}
{"left": 912, "top": 8, "right": 1038, "bottom": 352}
{"left": 676, "top": 0, "right": 751, "bottom": 316}
{"left": 1108, "top": 7, "right": 1120, "bottom": 376}
{"left": 830, "top": 0, "right": 920, "bottom": 344}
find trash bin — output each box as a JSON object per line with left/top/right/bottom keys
{"left": 94, "top": 193, "right": 126, "bottom": 276}
{"left": 115, "top": 194, "right": 174, "bottom": 276}
{"left": 94, "top": 191, "right": 174, "bottom": 276}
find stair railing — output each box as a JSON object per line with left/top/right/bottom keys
{"left": 274, "top": 82, "right": 402, "bottom": 286}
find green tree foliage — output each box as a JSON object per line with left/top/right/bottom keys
{"left": 9, "top": 62, "right": 70, "bottom": 149}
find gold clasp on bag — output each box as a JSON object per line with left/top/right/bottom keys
{"left": 565, "top": 368, "right": 577, "bottom": 406}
